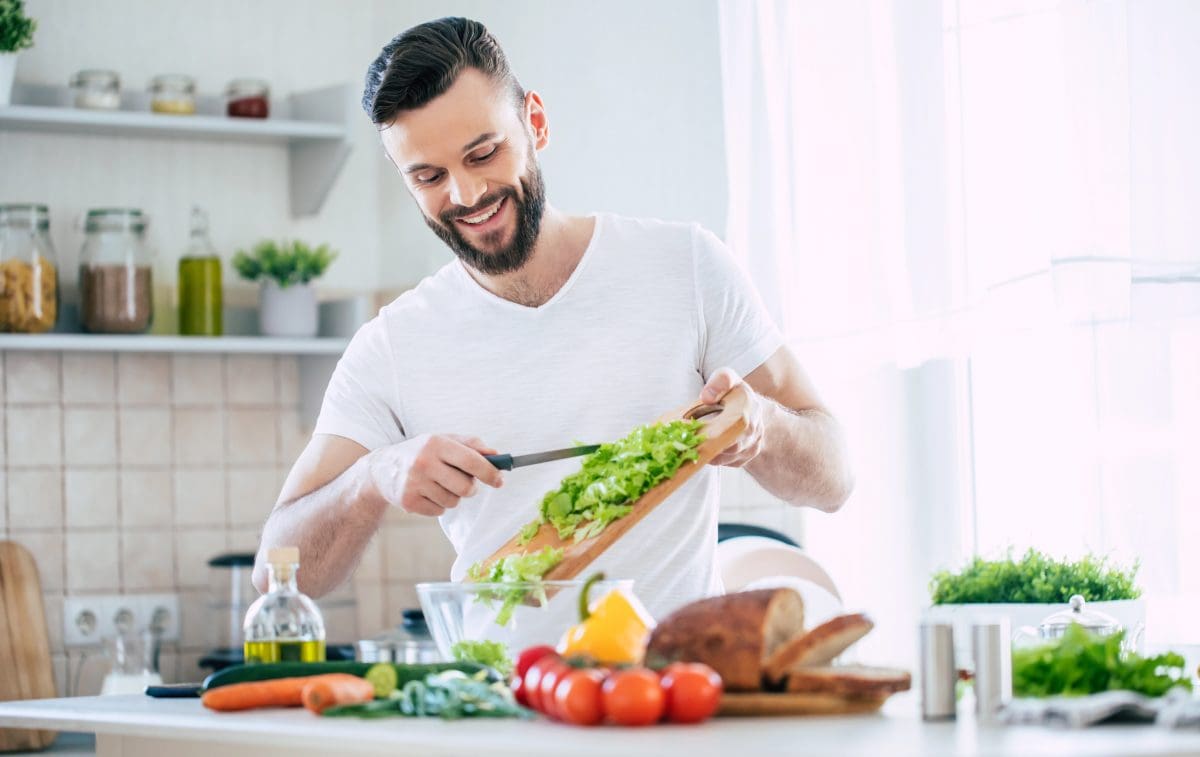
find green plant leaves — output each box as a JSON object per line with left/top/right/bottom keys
{"left": 929, "top": 548, "right": 1140, "bottom": 605}
{"left": 0, "top": 0, "right": 37, "bottom": 53}
{"left": 1013, "top": 623, "right": 1192, "bottom": 697}
{"left": 231, "top": 239, "right": 337, "bottom": 288}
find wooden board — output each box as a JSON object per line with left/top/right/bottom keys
{"left": 0, "top": 541, "right": 57, "bottom": 752}
{"left": 718, "top": 690, "right": 889, "bottom": 717}
{"left": 478, "top": 384, "right": 751, "bottom": 582}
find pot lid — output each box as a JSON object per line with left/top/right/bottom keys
{"left": 1039, "top": 594, "right": 1122, "bottom": 636}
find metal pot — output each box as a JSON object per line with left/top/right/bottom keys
{"left": 355, "top": 636, "right": 441, "bottom": 664}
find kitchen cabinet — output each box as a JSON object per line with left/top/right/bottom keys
{"left": 0, "top": 82, "right": 353, "bottom": 217}
{"left": 2, "top": 693, "right": 1200, "bottom": 757}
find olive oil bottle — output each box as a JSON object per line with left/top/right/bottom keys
{"left": 242, "top": 547, "right": 326, "bottom": 664}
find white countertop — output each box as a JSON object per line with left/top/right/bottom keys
{"left": 2, "top": 694, "right": 1200, "bottom": 757}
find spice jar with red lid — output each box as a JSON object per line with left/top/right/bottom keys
{"left": 225, "top": 78, "right": 270, "bottom": 119}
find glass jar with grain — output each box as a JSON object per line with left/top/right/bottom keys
{"left": 79, "top": 208, "right": 154, "bottom": 334}
{"left": 148, "top": 74, "right": 196, "bottom": 115}
{"left": 0, "top": 204, "right": 59, "bottom": 333}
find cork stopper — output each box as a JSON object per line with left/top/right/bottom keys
{"left": 267, "top": 546, "right": 300, "bottom": 565}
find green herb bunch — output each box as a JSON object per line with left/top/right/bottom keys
{"left": 519, "top": 418, "right": 705, "bottom": 545}
{"left": 929, "top": 548, "right": 1140, "bottom": 605}
{"left": 232, "top": 239, "right": 337, "bottom": 289}
{"left": 1013, "top": 623, "right": 1192, "bottom": 698}
{"left": 0, "top": 0, "right": 36, "bottom": 53}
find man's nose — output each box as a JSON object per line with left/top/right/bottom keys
{"left": 447, "top": 171, "right": 487, "bottom": 209}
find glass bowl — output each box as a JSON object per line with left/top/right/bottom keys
{"left": 417, "top": 579, "right": 634, "bottom": 661}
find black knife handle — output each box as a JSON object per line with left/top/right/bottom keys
{"left": 484, "top": 453, "right": 513, "bottom": 470}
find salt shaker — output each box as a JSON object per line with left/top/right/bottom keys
{"left": 919, "top": 621, "right": 957, "bottom": 720}
{"left": 971, "top": 619, "right": 1012, "bottom": 722}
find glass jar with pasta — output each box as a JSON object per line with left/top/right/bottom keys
{"left": 0, "top": 204, "right": 59, "bottom": 333}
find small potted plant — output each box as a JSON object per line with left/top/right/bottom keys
{"left": 232, "top": 239, "right": 337, "bottom": 338}
{"left": 0, "top": 0, "right": 37, "bottom": 106}
{"left": 923, "top": 548, "right": 1144, "bottom": 667}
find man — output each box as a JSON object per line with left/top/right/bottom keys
{"left": 254, "top": 17, "right": 853, "bottom": 618}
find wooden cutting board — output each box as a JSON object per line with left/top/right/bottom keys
{"left": 477, "top": 384, "right": 750, "bottom": 582}
{"left": 718, "top": 691, "right": 889, "bottom": 717}
{"left": 0, "top": 541, "right": 57, "bottom": 752}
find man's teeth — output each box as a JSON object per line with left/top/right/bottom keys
{"left": 460, "top": 201, "right": 502, "bottom": 225}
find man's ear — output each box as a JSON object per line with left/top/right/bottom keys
{"left": 525, "top": 90, "right": 550, "bottom": 151}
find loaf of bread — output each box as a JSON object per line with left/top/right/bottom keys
{"left": 644, "top": 588, "right": 804, "bottom": 691}
{"left": 763, "top": 612, "right": 875, "bottom": 683}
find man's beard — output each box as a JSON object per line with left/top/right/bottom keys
{"left": 423, "top": 160, "right": 546, "bottom": 276}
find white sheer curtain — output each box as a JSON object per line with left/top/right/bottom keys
{"left": 719, "top": 0, "right": 1200, "bottom": 663}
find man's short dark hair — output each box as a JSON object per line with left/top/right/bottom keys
{"left": 362, "top": 17, "right": 524, "bottom": 126}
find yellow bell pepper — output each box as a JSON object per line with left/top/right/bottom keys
{"left": 557, "top": 572, "right": 655, "bottom": 665}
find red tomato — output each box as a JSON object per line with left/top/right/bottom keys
{"left": 601, "top": 668, "right": 665, "bottom": 726}
{"left": 554, "top": 669, "right": 605, "bottom": 726}
{"left": 516, "top": 645, "right": 558, "bottom": 679}
{"left": 660, "top": 663, "right": 723, "bottom": 724}
{"left": 537, "top": 660, "right": 575, "bottom": 720}
{"left": 523, "top": 655, "right": 562, "bottom": 713}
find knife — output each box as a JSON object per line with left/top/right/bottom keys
{"left": 484, "top": 444, "right": 601, "bottom": 470}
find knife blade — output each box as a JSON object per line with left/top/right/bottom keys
{"left": 485, "top": 444, "right": 601, "bottom": 471}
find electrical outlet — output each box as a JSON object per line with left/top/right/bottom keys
{"left": 63, "top": 594, "right": 181, "bottom": 647}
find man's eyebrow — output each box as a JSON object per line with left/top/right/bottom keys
{"left": 402, "top": 133, "right": 500, "bottom": 175}
{"left": 462, "top": 132, "right": 499, "bottom": 152}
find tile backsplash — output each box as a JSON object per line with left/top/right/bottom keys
{"left": 1, "top": 350, "right": 801, "bottom": 697}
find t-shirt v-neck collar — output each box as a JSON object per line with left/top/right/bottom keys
{"left": 453, "top": 213, "right": 603, "bottom": 315}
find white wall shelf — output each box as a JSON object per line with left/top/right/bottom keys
{"left": 0, "top": 82, "right": 355, "bottom": 216}
{"left": 0, "top": 333, "right": 348, "bottom": 355}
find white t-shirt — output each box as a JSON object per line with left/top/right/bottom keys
{"left": 314, "top": 213, "right": 783, "bottom": 618}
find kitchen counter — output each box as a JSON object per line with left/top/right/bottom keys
{"left": 2, "top": 694, "right": 1199, "bottom": 757}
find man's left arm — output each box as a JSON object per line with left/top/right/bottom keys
{"left": 698, "top": 347, "right": 854, "bottom": 513}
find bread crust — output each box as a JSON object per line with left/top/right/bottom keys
{"left": 645, "top": 588, "right": 804, "bottom": 691}
{"left": 763, "top": 612, "right": 875, "bottom": 683}
{"left": 783, "top": 665, "right": 912, "bottom": 696}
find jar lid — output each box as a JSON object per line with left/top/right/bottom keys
{"left": 1038, "top": 594, "right": 1121, "bottom": 637}
{"left": 70, "top": 69, "right": 120, "bottom": 87}
{"left": 149, "top": 74, "right": 196, "bottom": 93}
{"left": 0, "top": 204, "right": 50, "bottom": 229}
{"left": 84, "top": 208, "right": 147, "bottom": 233}
{"left": 225, "top": 78, "right": 269, "bottom": 96}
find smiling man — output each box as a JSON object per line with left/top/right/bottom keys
{"left": 253, "top": 17, "right": 854, "bottom": 617}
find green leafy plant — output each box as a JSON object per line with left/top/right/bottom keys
{"left": 467, "top": 546, "right": 564, "bottom": 626}
{"left": 519, "top": 418, "right": 706, "bottom": 545}
{"left": 231, "top": 239, "right": 337, "bottom": 288}
{"left": 450, "top": 640, "right": 512, "bottom": 678}
{"left": 929, "top": 548, "right": 1140, "bottom": 605}
{"left": 1013, "top": 623, "right": 1192, "bottom": 698}
{"left": 0, "top": 0, "right": 36, "bottom": 53}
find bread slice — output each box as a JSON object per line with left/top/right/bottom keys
{"left": 763, "top": 612, "right": 874, "bottom": 683}
{"left": 644, "top": 588, "right": 804, "bottom": 691}
{"left": 783, "top": 665, "right": 912, "bottom": 697}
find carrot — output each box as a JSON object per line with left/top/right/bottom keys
{"left": 201, "top": 676, "right": 311, "bottom": 712}
{"left": 302, "top": 673, "right": 376, "bottom": 715}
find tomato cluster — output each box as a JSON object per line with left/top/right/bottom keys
{"left": 512, "top": 645, "right": 722, "bottom": 726}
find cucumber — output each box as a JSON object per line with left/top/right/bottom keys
{"left": 201, "top": 661, "right": 499, "bottom": 692}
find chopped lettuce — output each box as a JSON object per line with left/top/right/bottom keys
{"left": 450, "top": 640, "right": 513, "bottom": 678}
{"left": 519, "top": 419, "right": 705, "bottom": 544}
{"left": 467, "top": 546, "right": 564, "bottom": 626}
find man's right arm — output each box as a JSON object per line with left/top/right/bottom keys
{"left": 252, "top": 433, "right": 505, "bottom": 598}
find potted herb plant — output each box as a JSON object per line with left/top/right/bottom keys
{"left": 232, "top": 239, "right": 337, "bottom": 338}
{"left": 0, "top": 0, "right": 36, "bottom": 106}
{"left": 923, "top": 548, "right": 1145, "bottom": 666}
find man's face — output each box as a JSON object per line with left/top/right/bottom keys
{"left": 379, "top": 68, "right": 546, "bottom": 275}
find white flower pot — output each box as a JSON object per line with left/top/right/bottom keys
{"left": 922, "top": 599, "right": 1147, "bottom": 670}
{"left": 258, "top": 280, "right": 317, "bottom": 338}
{"left": 0, "top": 52, "right": 17, "bottom": 107}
